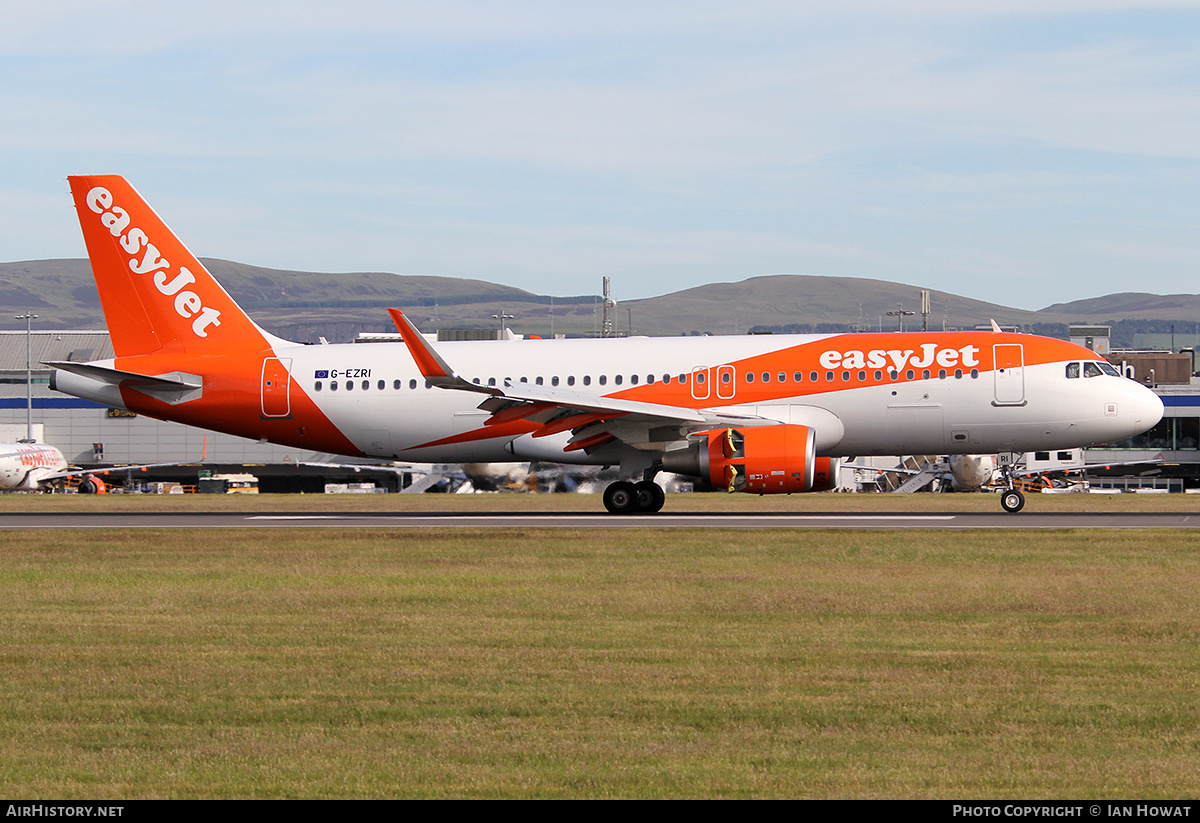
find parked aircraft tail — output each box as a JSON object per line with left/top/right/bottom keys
{"left": 67, "top": 175, "right": 282, "bottom": 358}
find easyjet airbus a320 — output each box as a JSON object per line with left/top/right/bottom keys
{"left": 51, "top": 176, "right": 1163, "bottom": 513}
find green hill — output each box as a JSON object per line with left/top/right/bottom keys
{"left": 3, "top": 258, "right": 1197, "bottom": 344}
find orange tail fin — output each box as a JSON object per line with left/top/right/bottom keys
{"left": 68, "top": 175, "right": 278, "bottom": 358}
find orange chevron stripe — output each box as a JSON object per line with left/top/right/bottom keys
{"left": 564, "top": 432, "right": 616, "bottom": 452}
{"left": 404, "top": 418, "right": 539, "bottom": 451}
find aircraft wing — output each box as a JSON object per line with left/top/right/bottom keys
{"left": 389, "top": 309, "right": 776, "bottom": 453}
{"left": 1011, "top": 454, "right": 1166, "bottom": 477}
{"left": 43, "top": 461, "right": 201, "bottom": 483}
{"left": 841, "top": 461, "right": 935, "bottom": 476}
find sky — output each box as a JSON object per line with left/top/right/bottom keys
{"left": 2, "top": 1, "right": 1197, "bottom": 310}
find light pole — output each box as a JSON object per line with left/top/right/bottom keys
{"left": 492, "top": 310, "right": 514, "bottom": 336}
{"left": 14, "top": 312, "right": 38, "bottom": 442}
{"left": 886, "top": 304, "right": 914, "bottom": 333}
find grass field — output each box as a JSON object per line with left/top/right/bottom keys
{"left": 1, "top": 493, "right": 1199, "bottom": 798}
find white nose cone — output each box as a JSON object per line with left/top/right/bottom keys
{"left": 1113, "top": 382, "right": 1164, "bottom": 444}
{"left": 1133, "top": 384, "right": 1165, "bottom": 433}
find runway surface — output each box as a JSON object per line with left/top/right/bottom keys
{"left": 1, "top": 510, "right": 1197, "bottom": 529}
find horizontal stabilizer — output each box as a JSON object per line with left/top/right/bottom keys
{"left": 45, "top": 361, "right": 202, "bottom": 390}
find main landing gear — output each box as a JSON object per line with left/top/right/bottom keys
{"left": 602, "top": 480, "right": 666, "bottom": 514}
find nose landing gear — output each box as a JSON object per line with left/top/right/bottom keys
{"left": 997, "top": 453, "right": 1026, "bottom": 513}
{"left": 1000, "top": 488, "right": 1025, "bottom": 513}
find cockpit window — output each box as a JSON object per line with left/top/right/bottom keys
{"left": 1066, "top": 362, "right": 1080, "bottom": 379}
{"left": 1083, "top": 361, "right": 1103, "bottom": 378}
{"left": 1097, "top": 362, "right": 1121, "bottom": 377}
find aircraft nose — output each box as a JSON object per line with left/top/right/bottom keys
{"left": 1127, "top": 382, "right": 1164, "bottom": 434}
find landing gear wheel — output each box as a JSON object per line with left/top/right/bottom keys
{"left": 1000, "top": 488, "right": 1025, "bottom": 513}
{"left": 603, "top": 481, "right": 637, "bottom": 514}
{"left": 633, "top": 481, "right": 665, "bottom": 513}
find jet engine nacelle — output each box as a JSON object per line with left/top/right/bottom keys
{"left": 666, "top": 424, "right": 836, "bottom": 494}
{"left": 78, "top": 476, "right": 107, "bottom": 494}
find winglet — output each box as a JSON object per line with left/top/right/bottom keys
{"left": 990, "top": 319, "right": 1002, "bottom": 333}
{"left": 388, "top": 308, "right": 495, "bottom": 395}
{"left": 388, "top": 309, "right": 455, "bottom": 381}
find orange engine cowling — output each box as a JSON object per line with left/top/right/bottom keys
{"left": 704, "top": 425, "right": 816, "bottom": 494}
{"left": 78, "top": 476, "right": 107, "bottom": 494}
{"left": 810, "top": 456, "right": 840, "bottom": 493}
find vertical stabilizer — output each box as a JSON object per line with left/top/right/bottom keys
{"left": 68, "top": 175, "right": 278, "bottom": 357}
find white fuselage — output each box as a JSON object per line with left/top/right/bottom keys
{"left": 0, "top": 444, "right": 68, "bottom": 491}
{"left": 263, "top": 333, "right": 1162, "bottom": 463}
